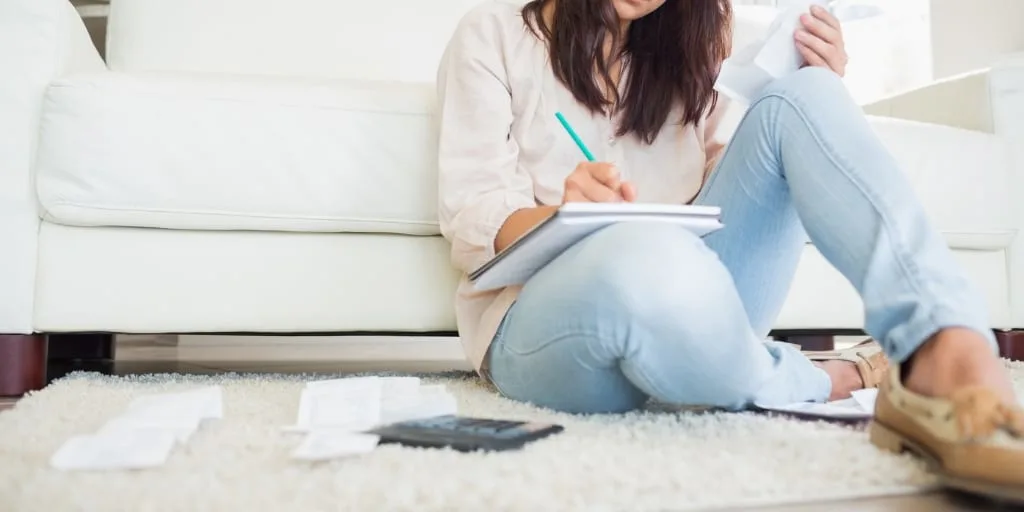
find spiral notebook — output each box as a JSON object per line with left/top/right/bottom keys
{"left": 469, "top": 203, "right": 723, "bottom": 291}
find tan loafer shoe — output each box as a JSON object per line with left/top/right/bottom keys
{"left": 804, "top": 339, "right": 890, "bottom": 389}
{"left": 871, "top": 365, "right": 1024, "bottom": 503}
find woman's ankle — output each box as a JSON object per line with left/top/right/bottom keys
{"left": 814, "top": 360, "right": 863, "bottom": 401}
{"left": 903, "top": 328, "right": 1016, "bottom": 403}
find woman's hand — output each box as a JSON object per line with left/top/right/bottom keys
{"left": 494, "top": 163, "right": 637, "bottom": 253}
{"left": 795, "top": 5, "right": 848, "bottom": 77}
{"left": 563, "top": 162, "right": 637, "bottom": 203}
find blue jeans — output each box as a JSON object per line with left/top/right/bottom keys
{"left": 486, "top": 68, "right": 998, "bottom": 414}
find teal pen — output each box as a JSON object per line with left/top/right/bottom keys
{"left": 555, "top": 112, "right": 596, "bottom": 162}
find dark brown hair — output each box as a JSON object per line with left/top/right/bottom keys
{"left": 523, "top": 0, "right": 732, "bottom": 144}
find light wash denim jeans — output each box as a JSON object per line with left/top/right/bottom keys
{"left": 486, "top": 67, "right": 998, "bottom": 414}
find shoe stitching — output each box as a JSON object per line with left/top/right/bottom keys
{"left": 949, "top": 388, "right": 1024, "bottom": 441}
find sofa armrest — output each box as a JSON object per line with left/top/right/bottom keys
{"left": 864, "top": 56, "right": 1024, "bottom": 327}
{"left": 989, "top": 53, "right": 1024, "bottom": 145}
{"left": 862, "top": 71, "right": 994, "bottom": 133}
{"left": 0, "top": 0, "right": 103, "bottom": 333}
{"left": 989, "top": 54, "right": 1024, "bottom": 328}
{"left": 861, "top": 54, "right": 1024, "bottom": 137}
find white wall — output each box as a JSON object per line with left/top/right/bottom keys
{"left": 930, "top": 0, "right": 1024, "bottom": 78}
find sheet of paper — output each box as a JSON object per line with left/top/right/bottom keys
{"left": 50, "top": 430, "right": 178, "bottom": 471}
{"left": 305, "top": 376, "right": 381, "bottom": 391}
{"left": 51, "top": 386, "right": 225, "bottom": 470}
{"left": 97, "top": 415, "right": 202, "bottom": 444}
{"left": 126, "top": 386, "right": 224, "bottom": 421}
{"left": 715, "top": 44, "right": 772, "bottom": 106}
{"left": 380, "top": 384, "right": 458, "bottom": 424}
{"left": 287, "top": 378, "right": 459, "bottom": 436}
{"left": 291, "top": 431, "right": 380, "bottom": 461}
{"left": 290, "top": 377, "right": 383, "bottom": 432}
{"left": 381, "top": 377, "right": 422, "bottom": 402}
{"left": 716, "top": 0, "right": 827, "bottom": 104}
{"left": 111, "top": 386, "right": 223, "bottom": 443}
{"left": 756, "top": 395, "right": 872, "bottom": 420}
{"left": 714, "top": 1, "right": 882, "bottom": 104}
{"left": 851, "top": 388, "right": 878, "bottom": 414}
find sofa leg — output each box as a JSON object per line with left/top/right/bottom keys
{"left": 995, "top": 330, "right": 1024, "bottom": 362}
{"left": 46, "top": 334, "right": 115, "bottom": 381}
{"left": 0, "top": 335, "right": 48, "bottom": 397}
{"left": 773, "top": 333, "right": 836, "bottom": 351}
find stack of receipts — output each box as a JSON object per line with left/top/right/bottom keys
{"left": 756, "top": 388, "right": 877, "bottom": 421}
{"left": 50, "top": 386, "right": 223, "bottom": 471}
{"left": 285, "top": 376, "right": 457, "bottom": 461}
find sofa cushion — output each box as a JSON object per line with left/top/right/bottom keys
{"left": 867, "top": 116, "right": 1015, "bottom": 249}
{"left": 0, "top": 0, "right": 107, "bottom": 332}
{"left": 35, "top": 72, "right": 1016, "bottom": 248}
{"left": 34, "top": 223, "right": 460, "bottom": 333}
{"left": 35, "top": 72, "right": 442, "bottom": 235}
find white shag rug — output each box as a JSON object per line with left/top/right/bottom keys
{"left": 1, "top": 362, "right": 1022, "bottom": 512}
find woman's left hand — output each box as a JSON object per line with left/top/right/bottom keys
{"left": 795, "top": 5, "right": 848, "bottom": 77}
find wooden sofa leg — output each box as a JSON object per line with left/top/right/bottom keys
{"left": 46, "top": 334, "right": 115, "bottom": 381}
{"left": 995, "top": 330, "right": 1024, "bottom": 362}
{"left": 0, "top": 335, "right": 48, "bottom": 397}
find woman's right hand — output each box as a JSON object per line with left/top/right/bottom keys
{"left": 494, "top": 163, "right": 638, "bottom": 253}
{"left": 563, "top": 162, "right": 637, "bottom": 203}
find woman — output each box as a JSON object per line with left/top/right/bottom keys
{"left": 436, "top": 0, "right": 1022, "bottom": 497}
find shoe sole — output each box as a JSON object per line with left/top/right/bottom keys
{"left": 870, "top": 421, "right": 1024, "bottom": 504}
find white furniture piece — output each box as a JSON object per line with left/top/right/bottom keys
{"left": 2, "top": 0, "right": 1022, "bottom": 395}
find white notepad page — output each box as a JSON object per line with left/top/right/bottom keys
{"left": 470, "top": 203, "right": 723, "bottom": 291}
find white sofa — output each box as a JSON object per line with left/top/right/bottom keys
{"left": 2, "top": 0, "right": 1022, "bottom": 393}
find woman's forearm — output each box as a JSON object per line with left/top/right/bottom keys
{"left": 494, "top": 205, "right": 559, "bottom": 253}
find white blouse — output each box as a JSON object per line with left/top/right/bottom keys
{"left": 436, "top": 0, "right": 729, "bottom": 370}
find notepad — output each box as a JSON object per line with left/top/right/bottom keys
{"left": 469, "top": 203, "right": 723, "bottom": 291}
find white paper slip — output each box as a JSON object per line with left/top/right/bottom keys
{"left": 305, "top": 376, "right": 381, "bottom": 391}
{"left": 51, "top": 430, "right": 178, "bottom": 471}
{"left": 715, "top": 0, "right": 883, "bottom": 105}
{"left": 97, "top": 416, "right": 202, "bottom": 444}
{"left": 756, "top": 394, "right": 873, "bottom": 420}
{"left": 381, "top": 377, "right": 422, "bottom": 400}
{"left": 126, "top": 386, "right": 224, "bottom": 422}
{"left": 289, "top": 378, "right": 382, "bottom": 432}
{"left": 470, "top": 203, "right": 723, "bottom": 291}
{"left": 291, "top": 431, "right": 380, "bottom": 462}
{"left": 715, "top": 0, "right": 827, "bottom": 104}
{"left": 380, "top": 378, "right": 426, "bottom": 410}
{"left": 851, "top": 388, "right": 878, "bottom": 414}
{"left": 380, "top": 385, "right": 458, "bottom": 424}
{"left": 311, "top": 376, "right": 420, "bottom": 401}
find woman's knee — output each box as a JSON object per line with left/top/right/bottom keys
{"left": 526, "top": 222, "right": 740, "bottom": 348}
{"left": 512, "top": 223, "right": 764, "bottom": 409}
{"left": 757, "top": 66, "right": 849, "bottom": 107}
{"left": 572, "top": 223, "right": 732, "bottom": 315}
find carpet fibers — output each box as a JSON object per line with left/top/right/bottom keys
{"left": 1, "top": 362, "right": 1022, "bottom": 512}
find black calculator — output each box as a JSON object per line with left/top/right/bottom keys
{"left": 367, "top": 415, "right": 564, "bottom": 452}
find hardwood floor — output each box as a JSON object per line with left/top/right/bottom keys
{"left": 120, "top": 334, "right": 471, "bottom": 373}
{"left": 0, "top": 397, "right": 16, "bottom": 412}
